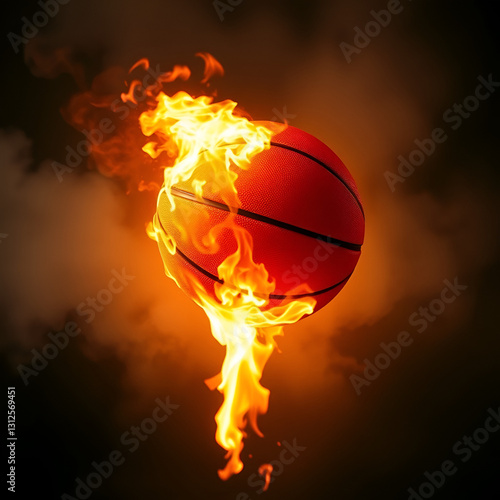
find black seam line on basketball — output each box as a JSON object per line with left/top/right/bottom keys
{"left": 269, "top": 141, "right": 365, "bottom": 218}
{"left": 157, "top": 210, "right": 352, "bottom": 299}
{"left": 175, "top": 246, "right": 224, "bottom": 284}
{"left": 269, "top": 274, "right": 352, "bottom": 300}
{"left": 158, "top": 198, "right": 353, "bottom": 298}
{"left": 170, "top": 187, "right": 362, "bottom": 252}
{"left": 174, "top": 244, "right": 351, "bottom": 300}
{"left": 155, "top": 216, "right": 222, "bottom": 286}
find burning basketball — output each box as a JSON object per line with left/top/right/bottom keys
{"left": 137, "top": 56, "right": 365, "bottom": 479}
{"left": 152, "top": 119, "right": 364, "bottom": 316}
{"left": 58, "top": 52, "right": 366, "bottom": 483}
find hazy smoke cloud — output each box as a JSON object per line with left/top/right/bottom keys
{"left": 2, "top": 0, "right": 498, "bottom": 405}
{"left": 2, "top": 3, "right": 499, "bottom": 499}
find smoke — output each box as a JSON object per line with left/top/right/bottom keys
{"left": 2, "top": 0, "right": 498, "bottom": 388}
{"left": 1, "top": 0, "right": 498, "bottom": 454}
{"left": 2, "top": 2, "right": 499, "bottom": 499}
{"left": 278, "top": 6, "right": 499, "bottom": 366}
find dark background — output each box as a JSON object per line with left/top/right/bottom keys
{"left": 1, "top": 1, "right": 499, "bottom": 499}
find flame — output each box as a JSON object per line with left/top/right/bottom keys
{"left": 196, "top": 224, "right": 314, "bottom": 479}
{"left": 61, "top": 52, "right": 315, "bottom": 482}
{"left": 140, "top": 54, "right": 316, "bottom": 479}
{"left": 195, "top": 52, "right": 224, "bottom": 84}
{"left": 258, "top": 464, "right": 273, "bottom": 492}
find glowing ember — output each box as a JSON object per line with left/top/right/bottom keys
{"left": 258, "top": 463, "right": 273, "bottom": 492}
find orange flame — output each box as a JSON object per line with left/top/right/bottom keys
{"left": 62, "top": 52, "right": 315, "bottom": 483}
{"left": 196, "top": 225, "right": 314, "bottom": 478}
{"left": 258, "top": 464, "right": 273, "bottom": 492}
{"left": 141, "top": 54, "right": 315, "bottom": 479}
{"left": 196, "top": 52, "right": 224, "bottom": 84}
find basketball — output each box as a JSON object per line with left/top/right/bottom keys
{"left": 155, "top": 121, "right": 364, "bottom": 316}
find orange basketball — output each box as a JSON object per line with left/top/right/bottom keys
{"left": 156, "top": 121, "right": 364, "bottom": 315}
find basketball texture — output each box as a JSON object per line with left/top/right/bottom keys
{"left": 156, "top": 121, "right": 365, "bottom": 315}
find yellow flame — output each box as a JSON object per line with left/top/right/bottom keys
{"left": 140, "top": 54, "right": 315, "bottom": 480}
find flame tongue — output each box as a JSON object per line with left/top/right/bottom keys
{"left": 59, "top": 53, "right": 316, "bottom": 481}
{"left": 198, "top": 225, "right": 314, "bottom": 479}
{"left": 139, "top": 54, "right": 316, "bottom": 479}
{"left": 204, "top": 320, "right": 273, "bottom": 479}
{"left": 258, "top": 464, "right": 274, "bottom": 492}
